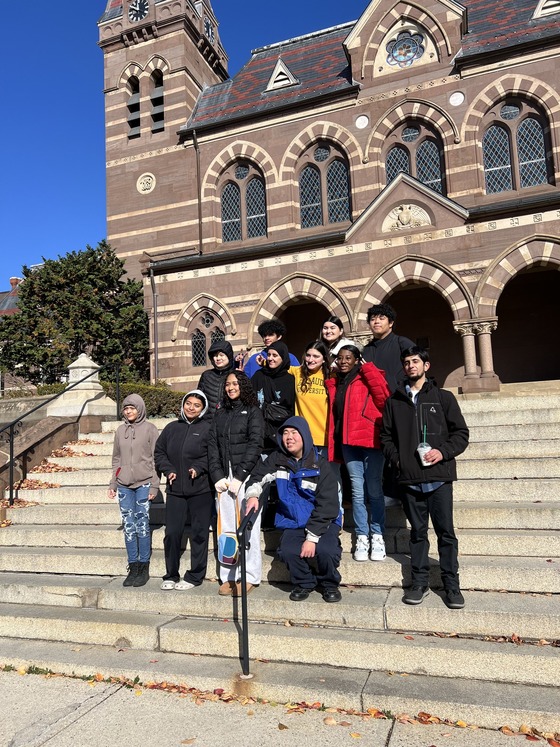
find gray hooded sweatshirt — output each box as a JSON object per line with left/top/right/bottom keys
{"left": 109, "top": 393, "right": 160, "bottom": 491}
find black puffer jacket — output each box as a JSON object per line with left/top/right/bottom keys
{"left": 380, "top": 379, "right": 469, "bottom": 485}
{"left": 154, "top": 391, "right": 212, "bottom": 497}
{"left": 208, "top": 400, "right": 264, "bottom": 484}
{"left": 197, "top": 339, "right": 235, "bottom": 415}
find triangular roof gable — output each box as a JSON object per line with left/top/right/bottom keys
{"left": 345, "top": 173, "right": 468, "bottom": 243}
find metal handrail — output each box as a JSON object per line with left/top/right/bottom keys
{"left": 1, "top": 364, "right": 120, "bottom": 505}
{"left": 235, "top": 495, "right": 265, "bottom": 678}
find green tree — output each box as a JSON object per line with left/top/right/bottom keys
{"left": 0, "top": 241, "right": 149, "bottom": 384}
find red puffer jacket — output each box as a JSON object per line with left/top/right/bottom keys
{"left": 325, "top": 362, "right": 390, "bottom": 460}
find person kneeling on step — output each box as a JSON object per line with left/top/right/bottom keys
{"left": 245, "top": 416, "right": 343, "bottom": 603}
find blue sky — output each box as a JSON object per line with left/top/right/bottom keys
{"left": 2, "top": 0, "right": 367, "bottom": 287}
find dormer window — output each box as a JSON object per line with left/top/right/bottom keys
{"left": 265, "top": 59, "right": 299, "bottom": 92}
{"left": 386, "top": 31, "right": 425, "bottom": 68}
{"left": 533, "top": 0, "right": 560, "bottom": 18}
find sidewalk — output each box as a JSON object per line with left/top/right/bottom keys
{"left": 0, "top": 669, "right": 539, "bottom": 747}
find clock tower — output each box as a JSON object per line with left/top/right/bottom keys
{"left": 97, "top": 0, "right": 228, "bottom": 277}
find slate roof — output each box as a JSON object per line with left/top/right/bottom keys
{"left": 0, "top": 289, "right": 19, "bottom": 315}
{"left": 460, "top": 0, "right": 560, "bottom": 58}
{"left": 184, "top": 24, "right": 357, "bottom": 133}
{"left": 99, "top": 0, "right": 123, "bottom": 23}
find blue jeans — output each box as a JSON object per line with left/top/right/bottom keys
{"left": 117, "top": 484, "right": 151, "bottom": 563}
{"left": 342, "top": 445, "right": 385, "bottom": 537}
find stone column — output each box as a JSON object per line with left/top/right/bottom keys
{"left": 473, "top": 320, "right": 501, "bottom": 391}
{"left": 453, "top": 322, "right": 479, "bottom": 380}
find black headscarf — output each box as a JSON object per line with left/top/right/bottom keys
{"left": 262, "top": 340, "right": 291, "bottom": 377}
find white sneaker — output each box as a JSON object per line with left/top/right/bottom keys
{"left": 370, "top": 534, "right": 386, "bottom": 561}
{"left": 174, "top": 580, "right": 196, "bottom": 590}
{"left": 353, "top": 535, "right": 369, "bottom": 562}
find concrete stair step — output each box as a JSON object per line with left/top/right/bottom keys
{"left": 0, "top": 547, "right": 557, "bottom": 592}
{"left": 0, "top": 572, "right": 558, "bottom": 643}
{"left": 3, "top": 523, "right": 558, "bottom": 559}
{"left": 8, "top": 500, "right": 558, "bottom": 530}
{"left": 28, "top": 469, "right": 164, "bottom": 487}
{"left": 461, "top": 440, "right": 560, "bottom": 459}
{"left": 1, "top": 638, "right": 557, "bottom": 733}
{"left": 457, "top": 457, "right": 560, "bottom": 479}
{"left": 0, "top": 600, "right": 556, "bottom": 688}
{"left": 453, "top": 478, "right": 560, "bottom": 501}
{"left": 6, "top": 487, "right": 114, "bottom": 504}
{"left": 458, "top": 393, "right": 560, "bottom": 413}
{"left": 158, "top": 617, "right": 559, "bottom": 687}
{"left": 459, "top": 407, "right": 560, "bottom": 426}
{"left": 49, "top": 455, "right": 113, "bottom": 469}
{"left": 468, "top": 422, "right": 560, "bottom": 441}
{"left": 100, "top": 419, "right": 172, "bottom": 433}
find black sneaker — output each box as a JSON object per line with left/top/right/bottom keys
{"left": 445, "top": 589, "right": 465, "bottom": 609}
{"left": 403, "top": 586, "right": 429, "bottom": 605}
{"left": 289, "top": 587, "right": 311, "bottom": 602}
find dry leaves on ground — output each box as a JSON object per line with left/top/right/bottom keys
{"left": 10, "top": 479, "right": 59, "bottom": 491}
{"left": 30, "top": 460, "right": 78, "bottom": 473}
{"left": 51, "top": 447, "right": 95, "bottom": 458}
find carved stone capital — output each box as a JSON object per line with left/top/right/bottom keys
{"left": 453, "top": 322, "right": 475, "bottom": 337}
{"left": 473, "top": 321, "right": 498, "bottom": 335}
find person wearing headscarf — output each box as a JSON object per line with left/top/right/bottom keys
{"left": 251, "top": 340, "right": 296, "bottom": 451}
{"left": 197, "top": 338, "right": 236, "bottom": 415}
{"left": 155, "top": 390, "right": 213, "bottom": 590}
{"left": 108, "top": 394, "right": 159, "bottom": 588}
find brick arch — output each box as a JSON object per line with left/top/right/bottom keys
{"left": 476, "top": 236, "right": 560, "bottom": 318}
{"left": 202, "top": 142, "right": 278, "bottom": 198}
{"left": 145, "top": 55, "right": 170, "bottom": 75}
{"left": 461, "top": 74, "right": 560, "bottom": 143}
{"left": 171, "top": 294, "right": 237, "bottom": 343}
{"left": 246, "top": 273, "right": 353, "bottom": 348}
{"left": 119, "top": 62, "right": 143, "bottom": 87}
{"left": 279, "top": 122, "right": 363, "bottom": 182}
{"left": 359, "top": 2, "right": 453, "bottom": 81}
{"left": 354, "top": 256, "right": 474, "bottom": 328}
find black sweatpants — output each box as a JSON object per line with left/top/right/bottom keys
{"left": 163, "top": 491, "right": 213, "bottom": 585}
{"left": 277, "top": 523, "right": 342, "bottom": 590}
{"left": 400, "top": 482, "right": 459, "bottom": 590}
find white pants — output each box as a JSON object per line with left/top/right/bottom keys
{"left": 216, "top": 480, "right": 262, "bottom": 585}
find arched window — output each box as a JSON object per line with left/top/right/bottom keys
{"left": 150, "top": 70, "right": 164, "bottom": 133}
{"left": 191, "top": 312, "right": 226, "bottom": 367}
{"left": 482, "top": 100, "right": 551, "bottom": 194}
{"left": 220, "top": 162, "right": 267, "bottom": 243}
{"left": 385, "top": 123, "right": 445, "bottom": 193}
{"left": 299, "top": 142, "right": 351, "bottom": 228}
{"left": 127, "top": 76, "right": 140, "bottom": 139}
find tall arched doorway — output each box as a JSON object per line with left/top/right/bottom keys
{"left": 277, "top": 299, "right": 331, "bottom": 361}
{"left": 494, "top": 267, "right": 560, "bottom": 383}
{"left": 387, "top": 285, "right": 463, "bottom": 387}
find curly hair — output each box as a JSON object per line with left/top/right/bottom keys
{"left": 223, "top": 370, "right": 258, "bottom": 407}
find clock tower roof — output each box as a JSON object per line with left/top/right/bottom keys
{"left": 99, "top": 0, "right": 123, "bottom": 23}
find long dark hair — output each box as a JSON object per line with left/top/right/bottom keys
{"left": 300, "top": 340, "right": 330, "bottom": 393}
{"left": 223, "top": 370, "right": 258, "bottom": 407}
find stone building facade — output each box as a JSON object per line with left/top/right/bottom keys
{"left": 98, "top": 0, "right": 560, "bottom": 392}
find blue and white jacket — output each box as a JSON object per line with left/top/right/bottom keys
{"left": 245, "top": 416, "right": 342, "bottom": 540}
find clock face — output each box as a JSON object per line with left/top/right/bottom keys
{"left": 204, "top": 17, "right": 215, "bottom": 43}
{"left": 128, "top": 0, "right": 149, "bottom": 23}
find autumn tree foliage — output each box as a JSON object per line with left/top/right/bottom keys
{"left": 0, "top": 241, "right": 149, "bottom": 384}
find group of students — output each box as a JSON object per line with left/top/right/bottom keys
{"left": 108, "top": 304, "right": 469, "bottom": 608}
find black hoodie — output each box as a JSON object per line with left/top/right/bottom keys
{"left": 197, "top": 339, "right": 235, "bottom": 415}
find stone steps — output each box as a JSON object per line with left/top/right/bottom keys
{"left": 1, "top": 546, "right": 558, "bottom": 592}
{"left": 8, "top": 500, "right": 558, "bottom": 529}
{"left": 0, "top": 600, "right": 557, "bottom": 689}
{"left": 3, "top": 523, "right": 558, "bottom": 558}
{"left": 1, "top": 638, "right": 558, "bottom": 732}
{"left": 1, "top": 573, "right": 557, "bottom": 642}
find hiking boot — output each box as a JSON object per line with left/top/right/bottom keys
{"left": 123, "top": 562, "right": 139, "bottom": 587}
{"left": 445, "top": 588, "right": 465, "bottom": 609}
{"left": 353, "top": 535, "right": 369, "bottom": 562}
{"left": 370, "top": 534, "right": 386, "bottom": 561}
{"left": 133, "top": 562, "right": 150, "bottom": 587}
{"left": 403, "top": 586, "right": 429, "bottom": 605}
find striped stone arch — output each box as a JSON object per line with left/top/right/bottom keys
{"left": 476, "top": 236, "right": 560, "bottom": 318}
{"left": 279, "top": 122, "right": 363, "bottom": 183}
{"left": 354, "top": 256, "right": 474, "bottom": 328}
{"left": 461, "top": 73, "right": 560, "bottom": 143}
{"left": 359, "top": 2, "right": 454, "bottom": 81}
{"left": 246, "top": 273, "right": 353, "bottom": 348}
{"left": 202, "top": 141, "right": 278, "bottom": 199}
{"left": 367, "top": 99, "right": 460, "bottom": 162}
{"left": 119, "top": 62, "right": 143, "bottom": 88}
{"left": 145, "top": 55, "right": 170, "bottom": 76}
{"left": 171, "top": 294, "right": 237, "bottom": 343}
